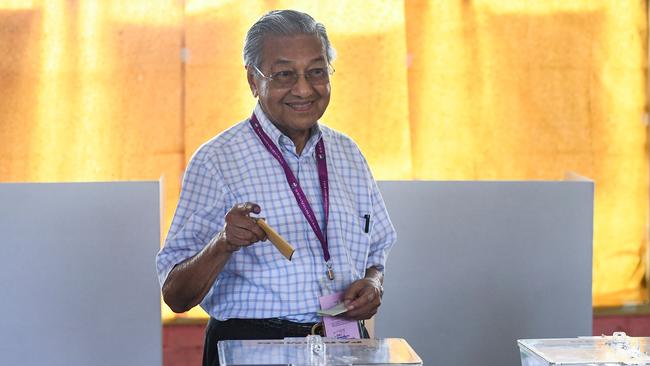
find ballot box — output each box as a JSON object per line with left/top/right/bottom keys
{"left": 517, "top": 333, "right": 650, "bottom": 366}
{"left": 218, "top": 336, "right": 422, "bottom": 365}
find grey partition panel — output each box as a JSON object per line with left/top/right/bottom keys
{"left": 0, "top": 182, "right": 162, "bottom": 366}
{"left": 375, "top": 181, "right": 593, "bottom": 366}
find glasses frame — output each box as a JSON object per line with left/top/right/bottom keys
{"left": 252, "top": 64, "right": 335, "bottom": 88}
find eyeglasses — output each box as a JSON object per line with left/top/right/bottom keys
{"left": 253, "top": 64, "right": 335, "bottom": 89}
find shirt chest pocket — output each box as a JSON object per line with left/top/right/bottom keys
{"left": 329, "top": 205, "right": 373, "bottom": 279}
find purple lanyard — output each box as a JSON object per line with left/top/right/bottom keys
{"left": 249, "top": 113, "right": 331, "bottom": 264}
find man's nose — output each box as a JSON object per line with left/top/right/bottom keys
{"left": 290, "top": 74, "right": 315, "bottom": 97}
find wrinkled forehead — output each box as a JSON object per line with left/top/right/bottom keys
{"left": 260, "top": 34, "right": 327, "bottom": 67}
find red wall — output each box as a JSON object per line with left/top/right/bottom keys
{"left": 593, "top": 314, "right": 650, "bottom": 337}
{"left": 163, "top": 324, "right": 204, "bottom": 366}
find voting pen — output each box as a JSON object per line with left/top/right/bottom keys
{"left": 254, "top": 218, "right": 295, "bottom": 261}
{"left": 364, "top": 214, "right": 370, "bottom": 233}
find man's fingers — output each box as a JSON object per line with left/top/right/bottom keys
{"left": 231, "top": 218, "right": 267, "bottom": 241}
{"left": 345, "top": 287, "right": 380, "bottom": 320}
{"left": 345, "top": 298, "right": 378, "bottom": 319}
{"left": 252, "top": 226, "right": 267, "bottom": 242}
{"left": 234, "top": 202, "right": 261, "bottom": 215}
{"left": 341, "top": 279, "right": 382, "bottom": 320}
{"left": 229, "top": 226, "right": 259, "bottom": 244}
{"left": 343, "top": 282, "right": 363, "bottom": 306}
{"left": 347, "top": 286, "right": 375, "bottom": 310}
{"left": 225, "top": 202, "right": 266, "bottom": 244}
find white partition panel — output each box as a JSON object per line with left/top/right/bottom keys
{"left": 375, "top": 181, "right": 593, "bottom": 366}
{"left": 0, "top": 182, "right": 161, "bottom": 366}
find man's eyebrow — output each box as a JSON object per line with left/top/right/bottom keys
{"left": 271, "top": 56, "right": 327, "bottom": 66}
{"left": 271, "top": 60, "right": 292, "bottom": 66}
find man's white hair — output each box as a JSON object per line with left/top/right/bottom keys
{"left": 243, "top": 9, "right": 336, "bottom": 68}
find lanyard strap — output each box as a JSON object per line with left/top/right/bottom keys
{"left": 249, "top": 113, "right": 330, "bottom": 262}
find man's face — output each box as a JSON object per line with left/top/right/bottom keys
{"left": 248, "top": 34, "right": 331, "bottom": 137}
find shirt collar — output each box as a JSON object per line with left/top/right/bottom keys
{"left": 252, "top": 103, "right": 323, "bottom": 157}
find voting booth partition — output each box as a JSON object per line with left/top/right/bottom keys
{"left": 375, "top": 181, "right": 594, "bottom": 366}
{"left": 0, "top": 182, "right": 162, "bottom": 366}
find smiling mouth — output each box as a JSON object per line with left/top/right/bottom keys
{"left": 285, "top": 101, "right": 314, "bottom": 111}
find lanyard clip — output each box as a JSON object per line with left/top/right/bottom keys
{"left": 326, "top": 262, "right": 335, "bottom": 281}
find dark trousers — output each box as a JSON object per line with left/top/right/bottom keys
{"left": 203, "top": 317, "right": 369, "bottom": 366}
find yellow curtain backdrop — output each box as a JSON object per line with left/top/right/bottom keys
{"left": 405, "top": 0, "right": 648, "bottom": 307}
{"left": 0, "top": 0, "right": 185, "bottom": 249}
{"left": 0, "top": 0, "right": 646, "bottom": 321}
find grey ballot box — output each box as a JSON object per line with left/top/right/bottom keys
{"left": 517, "top": 333, "right": 650, "bottom": 366}
{"left": 217, "top": 337, "right": 422, "bottom": 365}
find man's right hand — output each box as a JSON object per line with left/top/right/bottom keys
{"left": 220, "top": 202, "right": 267, "bottom": 252}
{"left": 162, "top": 201, "right": 267, "bottom": 313}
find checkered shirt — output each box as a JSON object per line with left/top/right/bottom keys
{"left": 156, "top": 104, "right": 396, "bottom": 322}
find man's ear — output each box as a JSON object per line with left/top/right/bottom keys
{"left": 246, "top": 66, "right": 258, "bottom": 98}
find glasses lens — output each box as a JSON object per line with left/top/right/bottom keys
{"left": 306, "top": 68, "right": 329, "bottom": 85}
{"left": 268, "top": 68, "right": 331, "bottom": 88}
{"left": 271, "top": 71, "right": 296, "bottom": 88}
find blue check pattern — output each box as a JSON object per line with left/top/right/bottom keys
{"left": 156, "top": 104, "right": 396, "bottom": 322}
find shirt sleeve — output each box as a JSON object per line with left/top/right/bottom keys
{"left": 155, "top": 150, "right": 229, "bottom": 288}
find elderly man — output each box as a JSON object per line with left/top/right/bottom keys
{"left": 156, "top": 9, "right": 396, "bottom": 366}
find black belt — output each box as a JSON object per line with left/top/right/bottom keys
{"left": 237, "top": 318, "right": 319, "bottom": 335}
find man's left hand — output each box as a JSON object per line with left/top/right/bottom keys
{"left": 341, "top": 277, "right": 382, "bottom": 320}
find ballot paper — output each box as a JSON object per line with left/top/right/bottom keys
{"left": 316, "top": 302, "right": 348, "bottom": 317}
{"left": 318, "top": 292, "right": 361, "bottom": 339}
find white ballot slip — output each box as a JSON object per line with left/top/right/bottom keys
{"left": 317, "top": 302, "right": 348, "bottom": 317}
